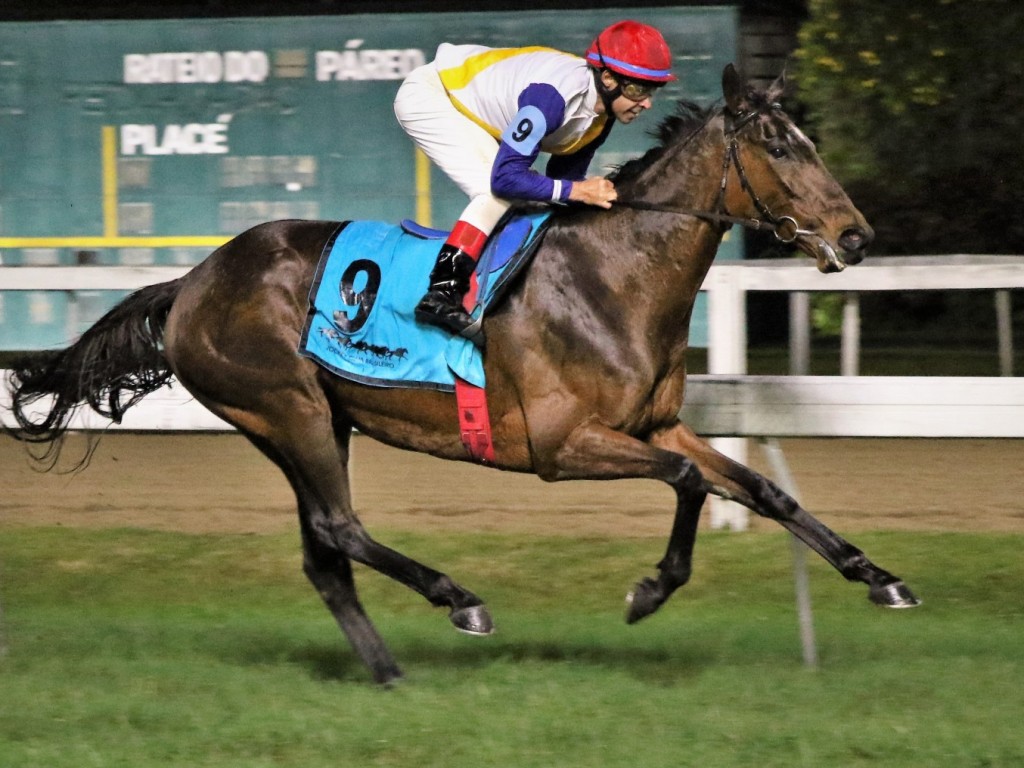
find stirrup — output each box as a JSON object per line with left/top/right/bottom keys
{"left": 459, "top": 316, "right": 485, "bottom": 348}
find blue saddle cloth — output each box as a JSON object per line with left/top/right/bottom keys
{"left": 299, "top": 210, "right": 551, "bottom": 392}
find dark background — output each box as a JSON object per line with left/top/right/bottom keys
{"left": 0, "top": 1, "right": 806, "bottom": 22}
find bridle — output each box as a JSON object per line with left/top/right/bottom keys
{"left": 616, "top": 105, "right": 816, "bottom": 244}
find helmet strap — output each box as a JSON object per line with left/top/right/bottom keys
{"left": 592, "top": 34, "right": 622, "bottom": 112}
{"left": 594, "top": 68, "right": 620, "bottom": 113}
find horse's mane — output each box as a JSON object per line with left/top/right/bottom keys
{"left": 608, "top": 100, "right": 719, "bottom": 187}
{"left": 609, "top": 79, "right": 793, "bottom": 188}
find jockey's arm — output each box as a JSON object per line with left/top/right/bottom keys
{"left": 490, "top": 83, "right": 614, "bottom": 207}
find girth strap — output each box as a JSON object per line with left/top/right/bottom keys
{"left": 455, "top": 375, "right": 495, "bottom": 463}
{"left": 454, "top": 267, "right": 495, "bottom": 463}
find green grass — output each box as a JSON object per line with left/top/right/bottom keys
{"left": 1, "top": 527, "right": 1022, "bottom": 767}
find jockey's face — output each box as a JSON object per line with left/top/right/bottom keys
{"left": 611, "top": 92, "right": 653, "bottom": 123}
{"left": 599, "top": 70, "right": 657, "bottom": 123}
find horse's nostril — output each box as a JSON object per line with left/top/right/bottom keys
{"left": 839, "top": 227, "right": 872, "bottom": 252}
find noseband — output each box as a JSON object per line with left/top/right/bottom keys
{"left": 617, "top": 106, "right": 815, "bottom": 244}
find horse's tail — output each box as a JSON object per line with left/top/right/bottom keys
{"left": 4, "top": 277, "right": 184, "bottom": 463}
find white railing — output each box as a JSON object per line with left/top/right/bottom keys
{"left": 701, "top": 254, "right": 1023, "bottom": 530}
{"left": 704, "top": 254, "right": 1021, "bottom": 378}
{"left": 0, "top": 265, "right": 188, "bottom": 291}
{"left": 2, "top": 254, "right": 1019, "bottom": 372}
{"left": 682, "top": 374, "right": 1024, "bottom": 438}
{"left": 2, "top": 254, "right": 1022, "bottom": 454}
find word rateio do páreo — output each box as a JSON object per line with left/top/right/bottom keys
{"left": 124, "top": 52, "right": 270, "bottom": 84}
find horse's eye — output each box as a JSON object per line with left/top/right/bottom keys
{"left": 768, "top": 145, "right": 788, "bottom": 159}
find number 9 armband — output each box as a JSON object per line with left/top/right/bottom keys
{"left": 501, "top": 105, "right": 548, "bottom": 157}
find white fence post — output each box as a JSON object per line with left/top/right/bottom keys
{"left": 840, "top": 293, "right": 860, "bottom": 377}
{"left": 705, "top": 267, "right": 750, "bottom": 530}
{"left": 996, "top": 289, "right": 1014, "bottom": 377}
{"left": 789, "top": 291, "right": 810, "bottom": 375}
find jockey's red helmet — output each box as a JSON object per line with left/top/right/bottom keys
{"left": 585, "top": 20, "right": 676, "bottom": 83}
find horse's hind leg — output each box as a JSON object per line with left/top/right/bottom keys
{"left": 262, "top": 411, "right": 495, "bottom": 638}
{"left": 299, "top": 513, "right": 403, "bottom": 685}
{"left": 180, "top": 366, "right": 492, "bottom": 682}
{"left": 643, "top": 422, "right": 920, "bottom": 615}
{"left": 243, "top": 431, "right": 402, "bottom": 684}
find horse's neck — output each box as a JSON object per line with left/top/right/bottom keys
{"left": 610, "top": 118, "right": 731, "bottom": 322}
{"left": 517, "top": 118, "right": 731, "bottom": 365}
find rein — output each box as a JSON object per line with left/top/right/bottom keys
{"left": 615, "top": 200, "right": 806, "bottom": 242}
{"left": 616, "top": 107, "right": 814, "bottom": 244}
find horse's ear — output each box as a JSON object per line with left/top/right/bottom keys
{"left": 722, "top": 63, "right": 746, "bottom": 115}
{"left": 765, "top": 65, "right": 788, "bottom": 103}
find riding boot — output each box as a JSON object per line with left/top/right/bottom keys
{"left": 415, "top": 244, "right": 478, "bottom": 334}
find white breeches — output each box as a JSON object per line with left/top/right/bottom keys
{"left": 394, "top": 63, "right": 511, "bottom": 233}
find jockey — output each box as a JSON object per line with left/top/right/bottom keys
{"left": 394, "top": 20, "right": 676, "bottom": 336}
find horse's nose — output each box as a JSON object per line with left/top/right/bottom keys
{"left": 839, "top": 225, "right": 873, "bottom": 254}
{"left": 838, "top": 225, "right": 873, "bottom": 264}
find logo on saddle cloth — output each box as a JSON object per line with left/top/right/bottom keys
{"left": 299, "top": 210, "right": 550, "bottom": 392}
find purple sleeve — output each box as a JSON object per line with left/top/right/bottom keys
{"left": 491, "top": 83, "right": 574, "bottom": 203}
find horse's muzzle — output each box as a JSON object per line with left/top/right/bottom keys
{"left": 838, "top": 225, "right": 874, "bottom": 266}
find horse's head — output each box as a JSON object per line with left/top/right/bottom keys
{"left": 720, "top": 64, "right": 873, "bottom": 272}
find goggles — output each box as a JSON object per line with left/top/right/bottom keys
{"left": 617, "top": 77, "right": 661, "bottom": 102}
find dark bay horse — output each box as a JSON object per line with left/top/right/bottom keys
{"left": 5, "top": 66, "right": 919, "bottom": 685}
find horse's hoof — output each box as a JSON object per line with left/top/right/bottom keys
{"left": 869, "top": 580, "right": 922, "bottom": 609}
{"left": 625, "top": 578, "right": 662, "bottom": 624}
{"left": 374, "top": 668, "right": 404, "bottom": 689}
{"left": 450, "top": 605, "right": 494, "bottom": 636}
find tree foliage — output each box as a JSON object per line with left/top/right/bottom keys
{"left": 793, "top": 0, "right": 1024, "bottom": 254}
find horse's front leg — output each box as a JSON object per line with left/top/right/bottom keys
{"left": 657, "top": 420, "right": 921, "bottom": 609}
{"left": 623, "top": 425, "right": 716, "bottom": 624}
{"left": 535, "top": 419, "right": 708, "bottom": 623}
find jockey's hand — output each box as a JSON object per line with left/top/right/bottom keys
{"left": 568, "top": 177, "right": 617, "bottom": 209}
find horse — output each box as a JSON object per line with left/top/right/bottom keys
{"left": 4, "top": 65, "right": 919, "bottom": 685}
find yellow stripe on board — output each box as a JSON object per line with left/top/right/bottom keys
{"left": 102, "top": 126, "right": 119, "bottom": 238}
{"left": 0, "top": 236, "right": 230, "bottom": 248}
{"left": 0, "top": 126, "right": 231, "bottom": 249}
{"left": 415, "top": 148, "right": 432, "bottom": 227}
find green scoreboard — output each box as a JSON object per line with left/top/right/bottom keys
{"left": 0, "top": 7, "right": 739, "bottom": 349}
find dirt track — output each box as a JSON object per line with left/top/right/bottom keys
{"left": 1, "top": 433, "right": 1021, "bottom": 536}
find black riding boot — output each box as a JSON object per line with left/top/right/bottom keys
{"left": 415, "top": 244, "right": 477, "bottom": 335}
